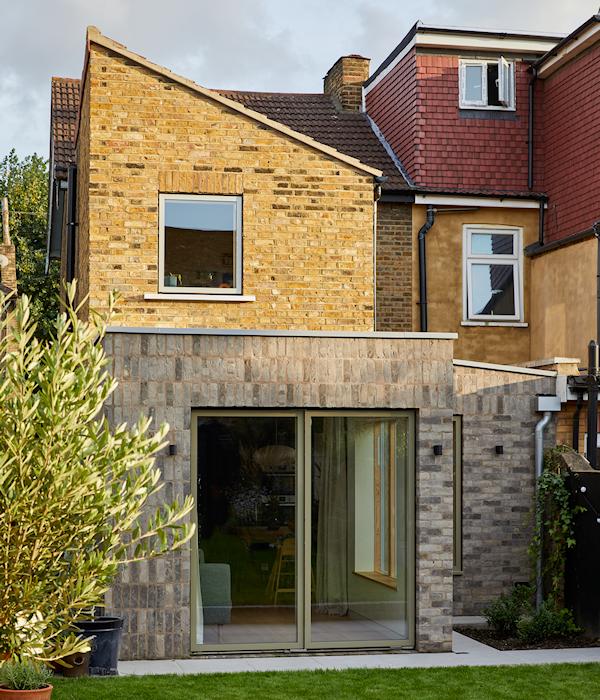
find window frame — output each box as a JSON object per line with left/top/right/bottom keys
{"left": 459, "top": 58, "right": 516, "bottom": 111}
{"left": 462, "top": 225, "right": 523, "bottom": 322}
{"left": 452, "top": 415, "right": 463, "bottom": 576}
{"left": 158, "top": 193, "right": 243, "bottom": 296}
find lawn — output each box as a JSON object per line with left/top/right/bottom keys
{"left": 51, "top": 663, "right": 600, "bottom": 699}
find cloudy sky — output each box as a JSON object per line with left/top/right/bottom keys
{"left": 1, "top": 0, "right": 596, "bottom": 158}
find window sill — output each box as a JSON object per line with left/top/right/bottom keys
{"left": 144, "top": 293, "right": 256, "bottom": 302}
{"left": 354, "top": 571, "right": 398, "bottom": 590}
{"left": 461, "top": 321, "right": 528, "bottom": 328}
{"left": 459, "top": 104, "right": 516, "bottom": 112}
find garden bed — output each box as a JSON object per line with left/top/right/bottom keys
{"left": 457, "top": 626, "right": 600, "bottom": 650}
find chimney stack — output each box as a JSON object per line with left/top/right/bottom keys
{"left": 324, "top": 55, "right": 370, "bottom": 112}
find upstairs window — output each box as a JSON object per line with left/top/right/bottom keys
{"left": 459, "top": 58, "right": 514, "bottom": 110}
{"left": 158, "top": 194, "right": 242, "bottom": 294}
{"left": 463, "top": 226, "right": 522, "bottom": 322}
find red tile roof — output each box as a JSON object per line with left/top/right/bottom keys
{"left": 218, "top": 90, "right": 407, "bottom": 189}
{"left": 50, "top": 77, "right": 80, "bottom": 179}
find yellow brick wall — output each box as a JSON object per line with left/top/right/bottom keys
{"left": 80, "top": 44, "right": 376, "bottom": 330}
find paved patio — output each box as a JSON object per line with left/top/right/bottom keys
{"left": 118, "top": 632, "right": 600, "bottom": 675}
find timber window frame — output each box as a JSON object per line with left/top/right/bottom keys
{"left": 463, "top": 225, "right": 523, "bottom": 322}
{"left": 158, "top": 193, "right": 243, "bottom": 296}
{"left": 459, "top": 58, "right": 515, "bottom": 110}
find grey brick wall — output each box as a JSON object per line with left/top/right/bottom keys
{"left": 453, "top": 364, "right": 556, "bottom": 615}
{"left": 103, "top": 331, "right": 455, "bottom": 658}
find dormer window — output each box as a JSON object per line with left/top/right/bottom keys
{"left": 459, "top": 58, "right": 514, "bottom": 110}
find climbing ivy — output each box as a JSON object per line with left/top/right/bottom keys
{"left": 529, "top": 445, "right": 584, "bottom": 604}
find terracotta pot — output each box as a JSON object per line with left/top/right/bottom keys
{"left": 0, "top": 685, "right": 53, "bottom": 700}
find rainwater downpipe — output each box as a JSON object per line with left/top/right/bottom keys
{"left": 418, "top": 205, "right": 435, "bottom": 332}
{"left": 534, "top": 410, "right": 552, "bottom": 609}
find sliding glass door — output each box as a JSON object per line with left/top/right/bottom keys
{"left": 192, "top": 410, "right": 414, "bottom": 652}
{"left": 192, "top": 412, "right": 301, "bottom": 650}
{"left": 309, "top": 414, "right": 412, "bottom": 645}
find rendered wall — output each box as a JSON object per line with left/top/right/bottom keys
{"left": 529, "top": 238, "right": 595, "bottom": 361}
{"left": 411, "top": 204, "right": 539, "bottom": 364}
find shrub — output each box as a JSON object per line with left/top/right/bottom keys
{"left": 483, "top": 585, "right": 533, "bottom": 637}
{"left": 0, "top": 659, "right": 53, "bottom": 690}
{"left": 517, "top": 602, "right": 581, "bottom": 644}
{"left": 0, "top": 285, "right": 195, "bottom": 662}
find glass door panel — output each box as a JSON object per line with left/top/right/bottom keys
{"left": 194, "top": 414, "right": 298, "bottom": 647}
{"left": 310, "top": 415, "right": 410, "bottom": 644}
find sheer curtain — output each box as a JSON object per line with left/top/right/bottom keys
{"left": 316, "top": 417, "right": 349, "bottom": 616}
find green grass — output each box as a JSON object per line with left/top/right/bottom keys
{"left": 51, "top": 663, "right": 600, "bottom": 699}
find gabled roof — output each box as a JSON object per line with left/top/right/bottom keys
{"left": 82, "top": 27, "right": 383, "bottom": 178}
{"left": 50, "top": 77, "right": 79, "bottom": 179}
{"left": 217, "top": 91, "right": 408, "bottom": 190}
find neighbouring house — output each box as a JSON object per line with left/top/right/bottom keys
{"left": 364, "top": 21, "right": 563, "bottom": 365}
{"left": 46, "top": 26, "right": 561, "bottom": 660}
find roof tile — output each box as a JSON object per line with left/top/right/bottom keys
{"left": 50, "top": 77, "right": 80, "bottom": 178}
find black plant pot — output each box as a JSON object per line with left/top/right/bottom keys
{"left": 75, "top": 616, "right": 124, "bottom": 676}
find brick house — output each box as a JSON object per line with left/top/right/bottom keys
{"left": 46, "top": 27, "right": 558, "bottom": 659}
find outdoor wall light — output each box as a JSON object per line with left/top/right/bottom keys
{"left": 495, "top": 445, "right": 504, "bottom": 455}
{"left": 433, "top": 444, "right": 443, "bottom": 456}
{"left": 168, "top": 444, "right": 177, "bottom": 456}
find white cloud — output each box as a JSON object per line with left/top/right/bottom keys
{"left": 0, "top": 0, "right": 597, "bottom": 156}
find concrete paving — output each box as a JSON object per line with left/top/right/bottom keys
{"left": 118, "top": 632, "right": 600, "bottom": 676}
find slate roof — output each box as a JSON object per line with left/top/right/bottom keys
{"left": 50, "top": 77, "right": 80, "bottom": 179}
{"left": 216, "top": 90, "right": 409, "bottom": 190}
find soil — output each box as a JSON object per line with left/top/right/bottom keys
{"left": 456, "top": 626, "right": 600, "bottom": 651}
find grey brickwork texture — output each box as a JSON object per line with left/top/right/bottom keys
{"left": 453, "top": 366, "right": 556, "bottom": 615}
{"left": 104, "top": 332, "right": 456, "bottom": 658}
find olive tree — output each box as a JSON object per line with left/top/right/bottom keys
{"left": 0, "top": 285, "right": 194, "bottom": 661}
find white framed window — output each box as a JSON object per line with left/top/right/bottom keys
{"left": 459, "top": 58, "right": 515, "bottom": 110}
{"left": 463, "top": 225, "right": 523, "bottom": 322}
{"left": 158, "top": 194, "right": 242, "bottom": 295}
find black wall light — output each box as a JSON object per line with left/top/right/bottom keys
{"left": 433, "top": 444, "right": 443, "bottom": 456}
{"left": 168, "top": 444, "right": 177, "bottom": 456}
{"left": 495, "top": 445, "right": 504, "bottom": 455}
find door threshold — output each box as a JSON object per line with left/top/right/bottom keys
{"left": 191, "top": 646, "right": 414, "bottom": 659}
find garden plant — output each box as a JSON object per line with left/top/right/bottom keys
{"left": 0, "top": 284, "right": 194, "bottom": 664}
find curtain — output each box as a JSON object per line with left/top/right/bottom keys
{"left": 316, "top": 417, "right": 349, "bottom": 616}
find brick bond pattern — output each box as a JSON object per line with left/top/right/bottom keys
{"left": 104, "top": 332, "right": 456, "bottom": 658}
{"left": 75, "top": 43, "right": 376, "bottom": 330}
{"left": 375, "top": 202, "right": 413, "bottom": 331}
{"left": 453, "top": 365, "right": 556, "bottom": 614}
